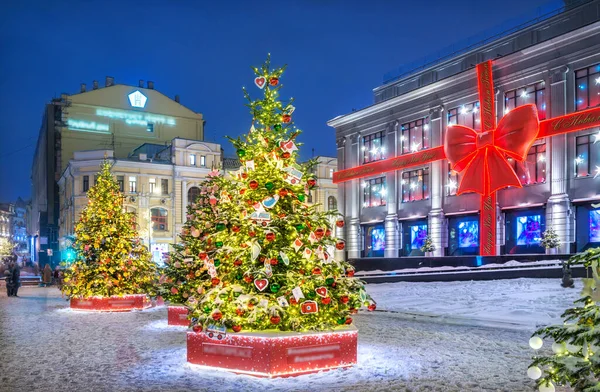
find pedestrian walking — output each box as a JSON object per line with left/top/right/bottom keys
{"left": 4, "top": 265, "right": 13, "bottom": 297}
{"left": 42, "top": 264, "right": 52, "bottom": 287}
{"left": 53, "top": 266, "right": 62, "bottom": 287}
{"left": 11, "top": 261, "right": 21, "bottom": 297}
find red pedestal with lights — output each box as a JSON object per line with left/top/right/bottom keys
{"left": 168, "top": 305, "right": 190, "bottom": 326}
{"left": 187, "top": 326, "right": 358, "bottom": 378}
{"left": 70, "top": 294, "right": 151, "bottom": 312}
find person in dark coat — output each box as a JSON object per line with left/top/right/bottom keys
{"left": 4, "top": 264, "right": 13, "bottom": 297}
{"left": 11, "top": 261, "right": 21, "bottom": 297}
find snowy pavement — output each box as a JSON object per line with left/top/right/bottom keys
{"left": 0, "top": 280, "right": 577, "bottom": 392}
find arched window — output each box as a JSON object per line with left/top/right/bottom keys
{"left": 328, "top": 196, "right": 337, "bottom": 211}
{"left": 188, "top": 187, "right": 201, "bottom": 205}
{"left": 151, "top": 208, "right": 168, "bottom": 231}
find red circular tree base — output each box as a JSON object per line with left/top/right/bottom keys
{"left": 70, "top": 294, "right": 151, "bottom": 312}
{"left": 187, "top": 326, "right": 358, "bottom": 378}
{"left": 168, "top": 305, "right": 190, "bottom": 326}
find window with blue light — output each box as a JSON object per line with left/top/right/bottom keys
{"left": 401, "top": 117, "right": 430, "bottom": 155}
{"left": 362, "top": 131, "right": 386, "bottom": 164}
{"left": 576, "top": 135, "right": 592, "bottom": 177}
{"left": 575, "top": 64, "right": 600, "bottom": 111}
{"left": 362, "top": 177, "right": 386, "bottom": 207}
{"left": 504, "top": 81, "right": 546, "bottom": 119}
{"left": 402, "top": 168, "right": 429, "bottom": 202}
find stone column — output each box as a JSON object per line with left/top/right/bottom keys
{"left": 345, "top": 134, "right": 361, "bottom": 259}
{"left": 428, "top": 106, "right": 445, "bottom": 256}
{"left": 335, "top": 137, "right": 346, "bottom": 260}
{"left": 546, "top": 66, "right": 571, "bottom": 254}
{"left": 182, "top": 180, "right": 188, "bottom": 223}
{"left": 385, "top": 122, "right": 399, "bottom": 258}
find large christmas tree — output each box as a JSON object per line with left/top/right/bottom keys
{"left": 184, "top": 56, "right": 375, "bottom": 333}
{"left": 62, "top": 160, "right": 157, "bottom": 298}
{"left": 528, "top": 247, "right": 600, "bottom": 392}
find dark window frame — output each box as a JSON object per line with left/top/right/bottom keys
{"left": 401, "top": 117, "right": 430, "bottom": 155}
{"left": 575, "top": 64, "right": 600, "bottom": 111}
{"left": 575, "top": 135, "right": 592, "bottom": 177}
{"left": 83, "top": 176, "right": 89, "bottom": 192}
{"left": 151, "top": 208, "right": 168, "bottom": 231}
{"left": 509, "top": 142, "right": 547, "bottom": 185}
{"left": 363, "top": 177, "right": 386, "bottom": 208}
{"left": 504, "top": 81, "right": 546, "bottom": 120}
{"left": 362, "top": 131, "right": 386, "bottom": 164}
{"left": 161, "top": 179, "right": 169, "bottom": 195}
{"left": 402, "top": 168, "right": 430, "bottom": 202}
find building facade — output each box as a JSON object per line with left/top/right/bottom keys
{"left": 58, "top": 138, "right": 222, "bottom": 265}
{"left": 306, "top": 156, "right": 339, "bottom": 214}
{"left": 32, "top": 77, "right": 204, "bottom": 267}
{"left": 328, "top": 1, "right": 600, "bottom": 260}
{"left": 0, "top": 204, "right": 12, "bottom": 244}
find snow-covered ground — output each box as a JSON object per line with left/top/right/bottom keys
{"left": 367, "top": 278, "right": 581, "bottom": 330}
{"left": 0, "top": 280, "right": 578, "bottom": 392}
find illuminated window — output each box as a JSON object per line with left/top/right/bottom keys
{"left": 401, "top": 117, "right": 430, "bottom": 154}
{"left": 187, "top": 187, "right": 201, "bottom": 205}
{"left": 190, "top": 154, "right": 196, "bottom": 166}
{"left": 576, "top": 64, "right": 600, "bottom": 111}
{"left": 117, "top": 175, "right": 124, "bottom": 192}
{"left": 363, "top": 177, "right": 386, "bottom": 207}
{"left": 129, "top": 176, "right": 137, "bottom": 193}
{"left": 448, "top": 102, "right": 481, "bottom": 130}
{"left": 402, "top": 168, "right": 429, "bottom": 202}
{"left": 576, "top": 135, "right": 592, "bottom": 177}
{"left": 505, "top": 82, "right": 546, "bottom": 119}
{"left": 510, "top": 143, "right": 547, "bottom": 185}
{"left": 200, "top": 155, "right": 206, "bottom": 167}
{"left": 151, "top": 208, "right": 168, "bottom": 231}
{"left": 329, "top": 168, "right": 334, "bottom": 178}
{"left": 147, "top": 123, "right": 154, "bottom": 133}
{"left": 362, "top": 132, "right": 386, "bottom": 164}
{"left": 149, "top": 178, "right": 156, "bottom": 193}
{"left": 82, "top": 176, "right": 89, "bottom": 192}
{"left": 328, "top": 196, "right": 337, "bottom": 211}
{"left": 161, "top": 179, "right": 169, "bottom": 196}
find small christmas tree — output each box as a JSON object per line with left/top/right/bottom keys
{"left": 541, "top": 226, "right": 560, "bottom": 249}
{"left": 183, "top": 56, "right": 375, "bottom": 333}
{"left": 62, "top": 160, "right": 157, "bottom": 298}
{"left": 0, "top": 238, "right": 15, "bottom": 259}
{"left": 528, "top": 247, "right": 600, "bottom": 391}
{"left": 420, "top": 235, "right": 436, "bottom": 253}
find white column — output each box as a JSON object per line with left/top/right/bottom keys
{"left": 182, "top": 180, "right": 188, "bottom": 223}
{"left": 428, "top": 106, "right": 445, "bottom": 256}
{"left": 335, "top": 137, "right": 347, "bottom": 261}
{"left": 384, "top": 122, "right": 399, "bottom": 258}
{"left": 546, "top": 66, "right": 571, "bottom": 254}
{"left": 345, "top": 134, "right": 361, "bottom": 259}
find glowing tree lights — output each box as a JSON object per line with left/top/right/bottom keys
{"left": 528, "top": 247, "right": 600, "bottom": 391}
{"left": 183, "top": 56, "right": 375, "bottom": 376}
{"left": 61, "top": 160, "right": 157, "bottom": 311}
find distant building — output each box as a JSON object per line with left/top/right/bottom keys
{"left": 32, "top": 77, "right": 204, "bottom": 267}
{"left": 11, "top": 198, "right": 28, "bottom": 256}
{"left": 305, "top": 157, "right": 338, "bottom": 214}
{"left": 0, "top": 204, "right": 12, "bottom": 243}
{"left": 58, "top": 138, "right": 223, "bottom": 265}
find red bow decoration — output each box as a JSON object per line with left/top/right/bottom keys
{"left": 444, "top": 104, "right": 540, "bottom": 196}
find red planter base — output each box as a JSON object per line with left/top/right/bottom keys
{"left": 70, "top": 294, "right": 151, "bottom": 312}
{"left": 187, "top": 326, "right": 358, "bottom": 378}
{"left": 168, "top": 305, "right": 190, "bottom": 326}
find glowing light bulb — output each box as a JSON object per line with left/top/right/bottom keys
{"left": 379, "top": 188, "right": 387, "bottom": 196}
{"left": 380, "top": 147, "right": 386, "bottom": 154}
{"left": 504, "top": 108, "right": 510, "bottom": 115}
{"left": 361, "top": 146, "right": 366, "bottom": 151}
{"left": 423, "top": 124, "right": 429, "bottom": 131}
{"left": 410, "top": 142, "right": 421, "bottom": 153}
{"left": 595, "top": 76, "right": 600, "bottom": 85}
{"left": 410, "top": 182, "right": 417, "bottom": 190}
{"left": 370, "top": 148, "right": 378, "bottom": 155}
{"left": 362, "top": 182, "right": 368, "bottom": 188}
{"left": 447, "top": 179, "right": 457, "bottom": 191}
{"left": 472, "top": 106, "right": 479, "bottom": 113}
{"left": 538, "top": 155, "right": 546, "bottom": 162}
{"left": 401, "top": 179, "right": 406, "bottom": 185}
{"left": 575, "top": 156, "right": 584, "bottom": 165}
{"left": 460, "top": 106, "right": 468, "bottom": 114}
{"left": 593, "top": 131, "right": 600, "bottom": 144}
{"left": 520, "top": 90, "right": 529, "bottom": 98}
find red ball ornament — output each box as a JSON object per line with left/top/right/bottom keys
{"left": 270, "top": 316, "right": 281, "bottom": 324}
{"left": 246, "top": 200, "right": 254, "bottom": 206}
{"left": 346, "top": 269, "right": 355, "bottom": 277}
{"left": 232, "top": 325, "right": 242, "bottom": 333}
{"left": 269, "top": 77, "right": 279, "bottom": 86}
{"left": 232, "top": 226, "right": 240, "bottom": 233}
{"left": 236, "top": 308, "right": 245, "bottom": 316}
{"left": 244, "top": 275, "right": 253, "bottom": 283}
{"left": 307, "top": 179, "right": 317, "bottom": 188}
{"left": 192, "top": 324, "right": 203, "bottom": 333}
{"left": 212, "top": 312, "right": 223, "bottom": 321}
{"left": 259, "top": 256, "right": 266, "bottom": 263}
{"left": 315, "top": 228, "right": 325, "bottom": 238}
{"left": 336, "top": 219, "right": 345, "bottom": 228}
{"left": 325, "top": 229, "right": 332, "bottom": 237}
{"left": 340, "top": 295, "right": 349, "bottom": 304}
{"left": 234, "top": 259, "right": 243, "bottom": 267}
{"left": 290, "top": 297, "right": 298, "bottom": 305}
{"left": 282, "top": 114, "right": 291, "bottom": 123}
{"left": 312, "top": 267, "right": 322, "bottom": 275}
{"left": 239, "top": 189, "right": 246, "bottom": 195}
{"left": 247, "top": 302, "right": 254, "bottom": 309}
{"left": 345, "top": 317, "right": 353, "bottom": 325}
{"left": 266, "top": 232, "right": 275, "bottom": 241}
{"left": 278, "top": 213, "right": 286, "bottom": 218}
{"left": 282, "top": 152, "right": 291, "bottom": 159}
{"left": 368, "top": 303, "right": 377, "bottom": 312}
{"left": 211, "top": 278, "right": 220, "bottom": 286}
{"left": 270, "top": 258, "right": 278, "bottom": 265}
{"left": 336, "top": 241, "right": 345, "bottom": 250}
{"left": 199, "top": 252, "right": 208, "bottom": 260}
{"left": 321, "top": 297, "right": 331, "bottom": 305}
{"left": 249, "top": 180, "right": 259, "bottom": 190}
{"left": 278, "top": 189, "right": 288, "bottom": 197}
{"left": 299, "top": 269, "right": 305, "bottom": 275}
{"left": 349, "top": 307, "right": 358, "bottom": 315}
{"left": 241, "top": 173, "right": 248, "bottom": 179}
{"left": 249, "top": 231, "right": 256, "bottom": 237}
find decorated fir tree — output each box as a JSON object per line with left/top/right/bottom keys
{"left": 160, "top": 171, "right": 231, "bottom": 306}
{"left": 541, "top": 226, "right": 561, "bottom": 249}
{"left": 420, "top": 235, "right": 436, "bottom": 253}
{"left": 62, "top": 160, "right": 157, "bottom": 298}
{"left": 0, "top": 238, "right": 15, "bottom": 258}
{"left": 183, "top": 56, "right": 375, "bottom": 333}
{"left": 528, "top": 247, "right": 600, "bottom": 392}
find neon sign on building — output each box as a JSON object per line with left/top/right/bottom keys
{"left": 96, "top": 108, "right": 176, "bottom": 127}
{"left": 67, "top": 119, "right": 110, "bottom": 133}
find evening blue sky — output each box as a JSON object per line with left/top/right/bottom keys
{"left": 0, "top": 0, "right": 552, "bottom": 202}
